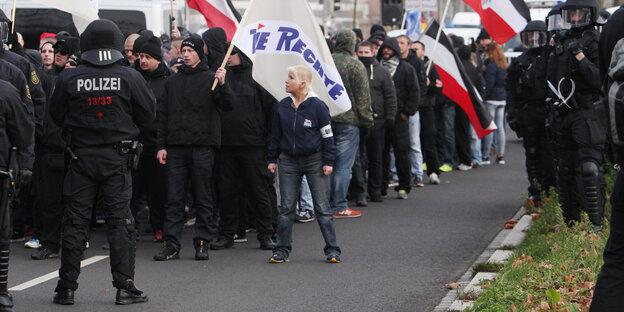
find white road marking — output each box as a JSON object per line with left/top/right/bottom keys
{"left": 9, "top": 255, "right": 109, "bottom": 291}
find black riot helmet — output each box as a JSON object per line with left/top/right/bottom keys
{"left": 80, "top": 19, "right": 125, "bottom": 66}
{"left": 546, "top": 3, "right": 569, "bottom": 32}
{"left": 561, "top": 0, "right": 599, "bottom": 29}
{"left": 0, "top": 9, "right": 10, "bottom": 44}
{"left": 521, "top": 21, "right": 548, "bottom": 49}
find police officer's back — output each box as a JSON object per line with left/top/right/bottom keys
{"left": 49, "top": 19, "right": 155, "bottom": 305}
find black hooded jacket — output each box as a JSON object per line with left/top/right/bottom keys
{"left": 377, "top": 38, "right": 420, "bottom": 116}
{"left": 403, "top": 49, "right": 428, "bottom": 99}
{"left": 457, "top": 45, "right": 485, "bottom": 98}
{"left": 202, "top": 28, "right": 227, "bottom": 71}
{"left": 359, "top": 56, "right": 397, "bottom": 121}
{"left": 136, "top": 62, "right": 172, "bottom": 148}
{"left": 221, "top": 52, "right": 277, "bottom": 147}
{"left": 157, "top": 58, "right": 236, "bottom": 149}
{"left": 423, "top": 56, "right": 443, "bottom": 107}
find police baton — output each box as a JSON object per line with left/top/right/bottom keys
{"left": 211, "top": 43, "right": 235, "bottom": 91}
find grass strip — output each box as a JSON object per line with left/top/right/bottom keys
{"left": 466, "top": 166, "right": 615, "bottom": 311}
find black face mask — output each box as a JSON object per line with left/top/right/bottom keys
{"left": 359, "top": 56, "right": 375, "bottom": 66}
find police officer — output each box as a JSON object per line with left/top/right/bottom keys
{"left": 507, "top": 21, "right": 556, "bottom": 204}
{"left": 49, "top": 19, "right": 156, "bottom": 305}
{"left": 548, "top": 0, "right": 606, "bottom": 231}
{"left": 0, "top": 81, "right": 34, "bottom": 312}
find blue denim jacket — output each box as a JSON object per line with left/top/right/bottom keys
{"left": 267, "top": 94, "right": 336, "bottom": 166}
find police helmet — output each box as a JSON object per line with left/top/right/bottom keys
{"left": 0, "top": 9, "right": 10, "bottom": 44}
{"left": 521, "top": 21, "right": 548, "bottom": 49}
{"left": 561, "top": 0, "right": 599, "bottom": 29}
{"left": 546, "top": 4, "right": 569, "bottom": 32}
{"left": 80, "top": 19, "right": 124, "bottom": 66}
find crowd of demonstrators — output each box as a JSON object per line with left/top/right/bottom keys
{"left": 2, "top": 0, "right": 623, "bottom": 308}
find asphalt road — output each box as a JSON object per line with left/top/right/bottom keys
{"left": 8, "top": 136, "right": 528, "bottom": 312}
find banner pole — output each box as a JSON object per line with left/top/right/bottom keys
{"left": 426, "top": 0, "right": 451, "bottom": 75}
{"left": 211, "top": 44, "right": 235, "bottom": 91}
{"left": 8, "top": 0, "right": 16, "bottom": 49}
{"left": 169, "top": 0, "right": 175, "bottom": 39}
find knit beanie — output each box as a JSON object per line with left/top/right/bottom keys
{"left": 132, "top": 35, "right": 149, "bottom": 54}
{"left": 139, "top": 36, "right": 162, "bottom": 61}
{"left": 181, "top": 36, "right": 204, "bottom": 59}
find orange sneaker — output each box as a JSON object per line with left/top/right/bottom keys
{"left": 333, "top": 208, "right": 362, "bottom": 218}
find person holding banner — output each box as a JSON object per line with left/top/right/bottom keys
{"left": 267, "top": 65, "right": 341, "bottom": 264}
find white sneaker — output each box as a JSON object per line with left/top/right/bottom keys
{"left": 24, "top": 238, "right": 40, "bottom": 249}
{"left": 429, "top": 173, "right": 440, "bottom": 185}
{"left": 457, "top": 164, "right": 473, "bottom": 171}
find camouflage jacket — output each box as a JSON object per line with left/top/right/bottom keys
{"left": 331, "top": 30, "right": 374, "bottom": 127}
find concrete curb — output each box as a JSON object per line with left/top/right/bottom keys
{"left": 432, "top": 206, "right": 531, "bottom": 312}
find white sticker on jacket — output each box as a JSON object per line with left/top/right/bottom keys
{"left": 303, "top": 119, "right": 312, "bottom": 127}
{"left": 320, "top": 124, "right": 333, "bottom": 138}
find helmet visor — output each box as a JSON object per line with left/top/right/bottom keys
{"left": 0, "top": 22, "right": 8, "bottom": 43}
{"left": 547, "top": 14, "right": 570, "bottom": 31}
{"left": 521, "top": 31, "right": 548, "bottom": 49}
{"left": 562, "top": 7, "right": 593, "bottom": 28}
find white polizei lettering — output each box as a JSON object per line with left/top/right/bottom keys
{"left": 84, "top": 79, "right": 92, "bottom": 91}
{"left": 76, "top": 78, "right": 122, "bottom": 92}
{"left": 320, "top": 124, "right": 333, "bottom": 138}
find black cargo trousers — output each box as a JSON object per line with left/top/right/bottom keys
{"left": 56, "top": 146, "right": 136, "bottom": 291}
{"left": 555, "top": 97, "right": 607, "bottom": 227}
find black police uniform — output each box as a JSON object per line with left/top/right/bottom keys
{"left": 548, "top": 0, "right": 606, "bottom": 228}
{"left": 507, "top": 23, "right": 556, "bottom": 203}
{"left": 0, "top": 79, "right": 35, "bottom": 312}
{"left": 49, "top": 20, "right": 156, "bottom": 305}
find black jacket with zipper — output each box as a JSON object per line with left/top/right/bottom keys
{"left": 157, "top": 58, "right": 235, "bottom": 149}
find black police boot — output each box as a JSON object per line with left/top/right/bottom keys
{"left": 210, "top": 236, "right": 233, "bottom": 250}
{"left": 0, "top": 293, "right": 13, "bottom": 312}
{"left": 195, "top": 240, "right": 209, "bottom": 260}
{"left": 53, "top": 289, "right": 74, "bottom": 305}
{"left": 582, "top": 162, "right": 605, "bottom": 228}
{"left": 259, "top": 237, "right": 276, "bottom": 250}
{"left": 0, "top": 242, "right": 13, "bottom": 311}
{"left": 114, "top": 280, "right": 148, "bottom": 305}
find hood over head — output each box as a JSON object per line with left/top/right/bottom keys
{"left": 376, "top": 37, "right": 401, "bottom": 60}
{"left": 202, "top": 27, "right": 227, "bottom": 57}
{"left": 457, "top": 45, "right": 472, "bottom": 61}
{"left": 334, "top": 29, "right": 356, "bottom": 55}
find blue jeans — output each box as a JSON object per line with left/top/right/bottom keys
{"left": 442, "top": 104, "right": 456, "bottom": 164}
{"left": 275, "top": 153, "right": 341, "bottom": 257}
{"left": 296, "top": 175, "right": 313, "bottom": 212}
{"left": 409, "top": 112, "right": 423, "bottom": 177}
{"left": 482, "top": 102, "right": 506, "bottom": 155}
{"left": 470, "top": 127, "right": 482, "bottom": 164}
{"left": 329, "top": 123, "right": 360, "bottom": 212}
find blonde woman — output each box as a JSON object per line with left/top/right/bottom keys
{"left": 267, "top": 65, "right": 341, "bottom": 263}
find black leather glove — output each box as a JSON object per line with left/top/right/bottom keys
{"left": 565, "top": 39, "right": 582, "bottom": 56}
{"left": 19, "top": 169, "right": 32, "bottom": 186}
{"left": 7, "top": 32, "right": 19, "bottom": 47}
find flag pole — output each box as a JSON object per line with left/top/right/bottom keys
{"left": 426, "top": 0, "right": 451, "bottom": 75}
{"left": 169, "top": 0, "right": 175, "bottom": 39}
{"left": 211, "top": 44, "right": 235, "bottom": 91}
{"left": 400, "top": 10, "right": 408, "bottom": 30}
{"left": 8, "top": 0, "right": 16, "bottom": 49}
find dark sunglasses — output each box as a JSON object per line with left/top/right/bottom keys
{"left": 54, "top": 48, "right": 69, "bottom": 56}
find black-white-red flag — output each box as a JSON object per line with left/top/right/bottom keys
{"left": 186, "top": 0, "right": 241, "bottom": 41}
{"left": 463, "top": 0, "right": 530, "bottom": 44}
{"left": 421, "top": 20, "right": 496, "bottom": 139}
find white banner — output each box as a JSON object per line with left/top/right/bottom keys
{"left": 405, "top": 0, "right": 437, "bottom": 12}
{"left": 32, "top": 0, "right": 99, "bottom": 34}
{"left": 231, "top": 0, "right": 351, "bottom": 116}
